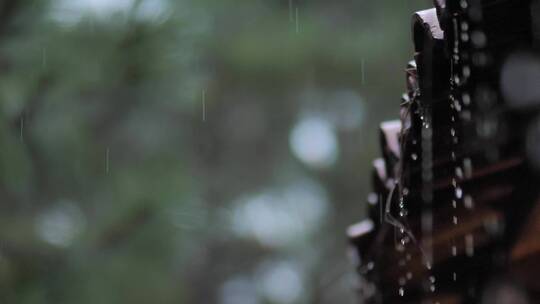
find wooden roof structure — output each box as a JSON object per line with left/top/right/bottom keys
{"left": 348, "top": 1, "right": 540, "bottom": 303}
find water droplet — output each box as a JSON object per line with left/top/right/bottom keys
{"left": 399, "top": 287, "right": 405, "bottom": 296}
{"left": 403, "top": 187, "right": 409, "bottom": 196}
{"left": 455, "top": 187, "right": 463, "bottom": 199}
{"left": 454, "top": 99, "right": 462, "bottom": 112}
{"left": 411, "top": 153, "right": 418, "bottom": 161}
{"left": 463, "top": 94, "right": 471, "bottom": 106}
{"left": 455, "top": 167, "right": 463, "bottom": 179}
{"left": 401, "top": 236, "right": 410, "bottom": 245}
{"left": 463, "top": 66, "right": 471, "bottom": 78}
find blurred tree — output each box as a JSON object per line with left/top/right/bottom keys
{"left": 0, "top": 0, "right": 429, "bottom": 303}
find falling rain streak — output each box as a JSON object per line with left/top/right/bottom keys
{"left": 450, "top": 14, "right": 461, "bottom": 287}
{"left": 421, "top": 110, "right": 435, "bottom": 295}
{"left": 202, "top": 90, "right": 206, "bottom": 122}
{"left": 288, "top": 1, "right": 300, "bottom": 34}
{"left": 295, "top": 8, "right": 299, "bottom": 34}
{"left": 448, "top": 0, "right": 479, "bottom": 289}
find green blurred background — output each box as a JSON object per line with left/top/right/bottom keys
{"left": 0, "top": 0, "right": 429, "bottom": 303}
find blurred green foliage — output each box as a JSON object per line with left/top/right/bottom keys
{"left": 0, "top": 0, "right": 428, "bottom": 303}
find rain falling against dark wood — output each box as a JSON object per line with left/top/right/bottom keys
{"left": 348, "top": 0, "right": 540, "bottom": 303}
